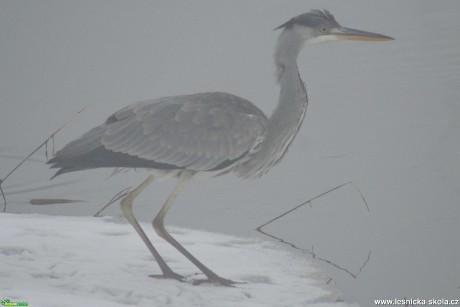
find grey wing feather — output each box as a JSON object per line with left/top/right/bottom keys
{"left": 100, "top": 92, "right": 267, "bottom": 171}
{"left": 54, "top": 125, "right": 106, "bottom": 159}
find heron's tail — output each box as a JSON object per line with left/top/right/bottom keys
{"left": 48, "top": 125, "right": 107, "bottom": 178}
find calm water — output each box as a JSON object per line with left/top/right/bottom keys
{"left": 1, "top": 1, "right": 459, "bottom": 305}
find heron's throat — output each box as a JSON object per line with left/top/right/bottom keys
{"left": 263, "top": 59, "right": 308, "bottom": 173}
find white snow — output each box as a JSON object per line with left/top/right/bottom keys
{"left": 0, "top": 213, "right": 356, "bottom": 307}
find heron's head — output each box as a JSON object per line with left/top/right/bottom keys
{"left": 276, "top": 9, "right": 394, "bottom": 45}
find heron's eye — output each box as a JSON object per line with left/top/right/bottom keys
{"left": 320, "top": 26, "right": 327, "bottom": 33}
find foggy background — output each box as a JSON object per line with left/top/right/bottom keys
{"left": 1, "top": 1, "right": 459, "bottom": 305}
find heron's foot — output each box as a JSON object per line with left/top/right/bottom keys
{"left": 148, "top": 271, "right": 185, "bottom": 282}
{"left": 192, "top": 276, "right": 243, "bottom": 287}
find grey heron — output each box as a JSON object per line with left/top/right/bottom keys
{"left": 48, "top": 9, "right": 393, "bottom": 286}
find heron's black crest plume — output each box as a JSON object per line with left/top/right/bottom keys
{"left": 275, "top": 9, "right": 339, "bottom": 30}
{"left": 310, "top": 9, "right": 337, "bottom": 23}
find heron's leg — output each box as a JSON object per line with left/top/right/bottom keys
{"left": 152, "top": 171, "right": 237, "bottom": 286}
{"left": 120, "top": 174, "right": 183, "bottom": 281}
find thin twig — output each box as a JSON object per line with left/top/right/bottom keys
{"left": 0, "top": 182, "right": 6, "bottom": 212}
{"left": 255, "top": 182, "right": 371, "bottom": 279}
{"left": 257, "top": 225, "right": 371, "bottom": 279}
{"left": 351, "top": 181, "right": 369, "bottom": 211}
{"left": 1, "top": 104, "right": 89, "bottom": 212}
{"left": 355, "top": 250, "right": 372, "bottom": 277}
{"left": 314, "top": 250, "right": 372, "bottom": 279}
{"left": 94, "top": 187, "right": 132, "bottom": 217}
{"left": 255, "top": 182, "right": 352, "bottom": 232}
{"left": 256, "top": 181, "right": 369, "bottom": 232}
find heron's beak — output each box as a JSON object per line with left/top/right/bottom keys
{"left": 332, "top": 27, "right": 394, "bottom": 41}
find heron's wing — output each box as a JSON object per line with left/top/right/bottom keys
{"left": 101, "top": 92, "right": 267, "bottom": 171}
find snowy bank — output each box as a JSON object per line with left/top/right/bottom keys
{"left": 0, "top": 213, "right": 356, "bottom": 306}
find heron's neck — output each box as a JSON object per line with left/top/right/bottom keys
{"left": 264, "top": 28, "right": 308, "bottom": 162}
{"left": 271, "top": 29, "right": 308, "bottom": 125}
{"left": 274, "top": 28, "right": 305, "bottom": 82}
{"left": 236, "top": 29, "right": 307, "bottom": 178}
